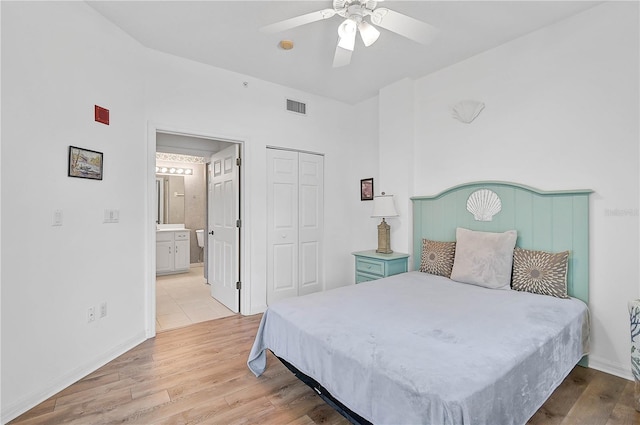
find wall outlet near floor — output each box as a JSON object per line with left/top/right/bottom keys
{"left": 88, "top": 307, "right": 95, "bottom": 323}
{"left": 100, "top": 302, "right": 107, "bottom": 318}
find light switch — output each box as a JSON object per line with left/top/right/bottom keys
{"left": 103, "top": 209, "right": 120, "bottom": 223}
{"left": 52, "top": 209, "right": 63, "bottom": 226}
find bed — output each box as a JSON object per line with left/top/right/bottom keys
{"left": 248, "top": 181, "right": 592, "bottom": 425}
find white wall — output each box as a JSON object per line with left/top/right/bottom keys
{"left": 1, "top": 2, "right": 378, "bottom": 421}
{"left": 380, "top": 1, "right": 639, "bottom": 378}
{"left": 379, "top": 78, "right": 416, "bottom": 261}
{"left": 1, "top": 1, "right": 148, "bottom": 421}
{"left": 143, "top": 50, "right": 379, "bottom": 309}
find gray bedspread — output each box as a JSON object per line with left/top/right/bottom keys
{"left": 247, "top": 272, "right": 589, "bottom": 425}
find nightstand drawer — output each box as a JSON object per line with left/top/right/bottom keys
{"left": 356, "top": 272, "right": 378, "bottom": 284}
{"left": 352, "top": 250, "right": 410, "bottom": 284}
{"left": 356, "top": 258, "right": 385, "bottom": 277}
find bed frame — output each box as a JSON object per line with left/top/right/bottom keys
{"left": 274, "top": 181, "right": 592, "bottom": 424}
{"left": 412, "top": 181, "right": 592, "bottom": 304}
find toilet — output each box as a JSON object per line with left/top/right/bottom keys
{"left": 196, "top": 229, "right": 205, "bottom": 248}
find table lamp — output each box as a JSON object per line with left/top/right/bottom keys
{"left": 372, "top": 193, "right": 398, "bottom": 254}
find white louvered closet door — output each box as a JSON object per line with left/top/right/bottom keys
{"left": 267, "top": 148, "right": 324, "bottom": 304}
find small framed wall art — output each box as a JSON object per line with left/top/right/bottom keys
{"left": 360, "top": 178, "right": 374, "bottom": 201}
{"left": 68, "top": 146, "right": 103, "bottom": 180}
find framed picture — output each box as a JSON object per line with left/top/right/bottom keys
{"left": 68, "top": 146, "right": 103, "bottom": 180}
{"left": 360, "top": 178, "right": 374, "bottom": 201}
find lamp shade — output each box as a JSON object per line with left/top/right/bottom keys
{"left": 338, "top": 19, "right": 357, "bottom": 51}
{"left": 358, "top": 21, "right": 380, "bottom": 47}
{"left": 371, "top": 194, "right": 398, "bottom": 218}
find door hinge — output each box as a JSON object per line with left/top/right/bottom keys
{"left": 236, "top": 281, "right": 242, "bottom": 290}
{"left": 236, "top": 157, "right": 241, "bottom": 166}
{"left": 236, "top": 219, "right": 242, "bottom": 228}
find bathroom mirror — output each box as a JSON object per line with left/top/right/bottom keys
{"left": 155, "top": 175, "right": 185, "bottom": 224}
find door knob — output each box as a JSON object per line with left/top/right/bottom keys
{"left": 209, "top": 230, "right": 214, "bottom": 235}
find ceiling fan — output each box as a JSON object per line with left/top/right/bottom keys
{"left": 260, "top": 0, "right": 438, "bottom": 67}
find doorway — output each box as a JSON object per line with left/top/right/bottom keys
{"left": 147, "top": 126, "right": 244, "bottom": 336}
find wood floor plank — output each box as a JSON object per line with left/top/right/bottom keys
{"left": 527, "top": 365, "right": 595, "bottom": 424}
{"left": 133, "top": 391, "right": 231, "bottom": 425}
{"left": 561, "top": 371, "right": 627, "bottom": 425}
{"left": 605, "top": 381, "right": 640, "bottom": 425}
{"left": 7, "top": 399, "right": 56, "bottom": 424}
{"left": 66, "top": 390, "right": 171, "bottom": 425}
{"left": 10, "top": 388, "right": 133, "bottom": 425}
{"left": 285, "top": 415, "right": 317, "bottom": 425}
{"left": 199, "top": 396, "right": 276, "bottom": 425}
{"left": 125, "top": 352, "right": 241, "bottom": 399}
{"left": 8, "top": 314, "right": 635, "bottom": 425}
{"left": 306, "top": 402, "right": 351, "bottom": 425}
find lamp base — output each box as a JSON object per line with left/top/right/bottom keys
{"left": 376, "top": 218, "right": 393, "bottom": 254}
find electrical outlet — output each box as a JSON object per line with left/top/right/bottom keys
{"left": 52, "top": 209, "right": 63, "bottom": 226}
{"left": 88, "top": 307, "right": 95, "bottom": 323}
{"left": 100, "top": 302, "right": 107, "bottom": 318}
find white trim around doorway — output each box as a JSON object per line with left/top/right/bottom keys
{"left": 146, "top": 122, "right": 248, "bottom": 338}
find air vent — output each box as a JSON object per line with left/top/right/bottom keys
{"left": 286, "top": 99, "right": 307, "bottom": 115}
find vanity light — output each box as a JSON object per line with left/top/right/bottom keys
{"left": 156, "top": 166, "right": 194, "bottom": 176}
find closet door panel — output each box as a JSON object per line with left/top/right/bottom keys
{"left": 273, "top": 244, "right": 296, "bottom": 291}
{"left": 298, "top": 153, "right": 324, "bottom": 296}
{"left": 267, "top": 149, "right": 299, "bottom": 303}
{"left": 300, "top": 241, "right": 319, "bottom": 289}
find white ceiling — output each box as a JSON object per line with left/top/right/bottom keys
{"left": 87, "top": 1, "right": 602, "bottom": 104}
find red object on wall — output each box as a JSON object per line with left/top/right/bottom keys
{"left": 95, "top": 105, "right": 109, "bottom": 125}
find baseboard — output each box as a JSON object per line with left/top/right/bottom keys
{"left": 588, "top": 355, "right": 633, "bottom": 381}
{"left": 249, "top": 304, "right": 268, "bottom": 315}
{"left": 2, "top": 331, "right": 147, "bottom": 424}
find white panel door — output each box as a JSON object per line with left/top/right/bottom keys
{"left": 208, "top": 144, "right": 240, "bottom": 313}
{"left": 298, "top": 153, "right": 324, "bottom": 296}
{"left": 267, "top": 149, "right": 299, "bottom": 304}
{"left": 267, "top": 149, "right": 324, "bottom": 304}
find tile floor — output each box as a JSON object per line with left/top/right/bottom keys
{"left": 156, "top": 264, "right": 235, "bottom": 332}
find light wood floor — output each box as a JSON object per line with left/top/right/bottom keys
{"left": 9, "top": 314, "right": 640, "bottom": 425}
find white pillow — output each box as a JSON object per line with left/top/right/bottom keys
{"left": 450, "top": 227, "right": 517, "bottom": 290}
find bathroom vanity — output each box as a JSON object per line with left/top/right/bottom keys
{"left": 156, "top": 228, "right": 190, "bottom": 275}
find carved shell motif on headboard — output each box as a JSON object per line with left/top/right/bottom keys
{"left": 466, "top": 189, "right": 502, "bottom": 221}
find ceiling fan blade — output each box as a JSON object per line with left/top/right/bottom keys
{"left": 371, "top": 8, "right": 438, "bottom": 45}
{"left": 333, "top": 44, "right": 353, "bottom": 67}
{"left": 260, "top": 9, "right": 336, "bottom": 34}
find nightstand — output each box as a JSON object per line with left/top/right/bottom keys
{"left": 352, "top": 250, "right": 410, "bottom": 284}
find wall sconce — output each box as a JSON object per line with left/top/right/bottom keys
{"left": 371, "top": 192, "right": 399, "bottom": 254}
{"left": 156, "top": 166, "right": 193, "bottom": 176}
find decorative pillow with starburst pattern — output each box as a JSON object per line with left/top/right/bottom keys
{"left": 420, "top": 239, "right": 456, "bottom": 278}
{"left": 511, "top": 247, "right": 570, "bottom": 298}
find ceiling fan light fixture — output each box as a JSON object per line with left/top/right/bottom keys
{"left": 358, "top": 21, "right": 380, "bottom": 47}
{"left": 337, "top": 19, "right": 357, "bottom": 51}
{"left": 338, "top": 18, "right": 357, "bottom": 37}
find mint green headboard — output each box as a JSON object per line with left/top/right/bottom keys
{"left": 411, "top": 181, "right": 592, "bottom": 304}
